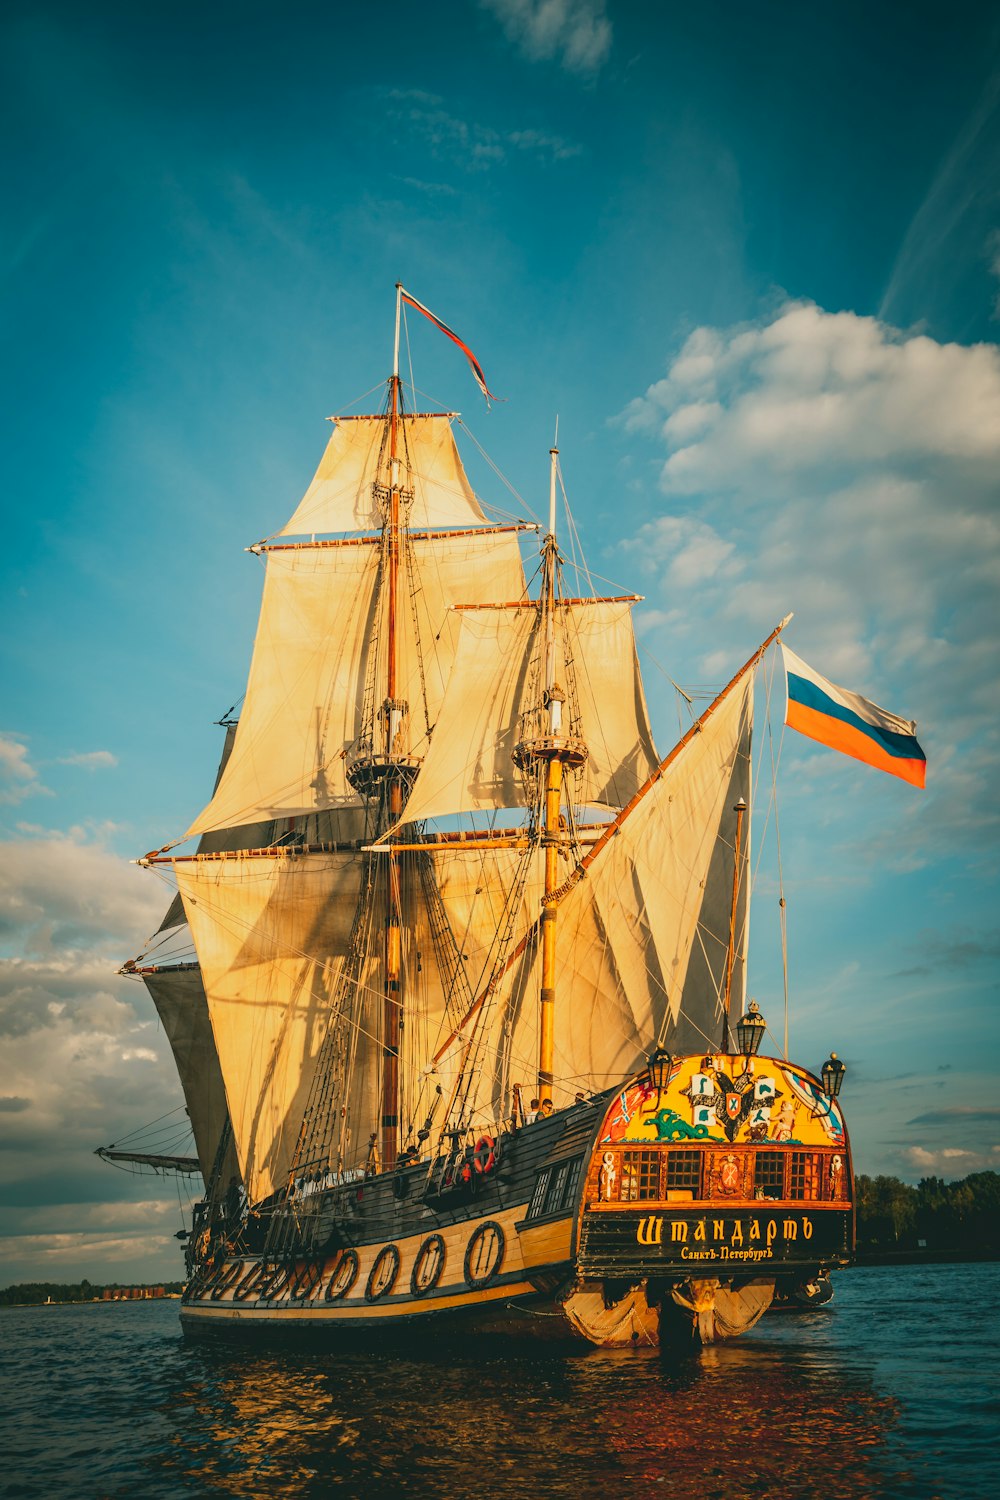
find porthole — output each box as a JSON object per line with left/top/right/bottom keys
{"left": 365, "top": 1244, "right": 401, "bottom": 1302}
{"left": 191, "top": 1262, "right": 221, "bottom": 1300}
{"left": 260, "top": 1263, "right": 292, "bottom": 1300}
{"left": 325, "top": 1248, "right": 360, "bottom": 1301}
{"left": 233, "top": 1261, "right": 268, "bottom": 1301}
{"left": 289, "top": 1260, "right": 323, "bottom": 1300}
{"left": 410, "top": 1234, "right": 446, "bottom": 1297}
{"left": 464, "top": 1221, "right": 505, "bottom": 1289}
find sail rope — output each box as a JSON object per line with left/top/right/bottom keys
{"left": 454, "top": 417, "right": 536, "bottom": 526}
{"left": 444, "top": 845, "right": 535, "bottom": 1138}
{"left": 97, "top": 1106, "right": 198, "bottom": 1176}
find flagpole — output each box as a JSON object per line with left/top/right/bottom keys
{"left": 393, "top": 282, "right": 402, "bottom": 382}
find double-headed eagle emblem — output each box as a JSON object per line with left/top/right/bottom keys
{"left": 682, "top": 1068, "right": 781, "bottom": 1142}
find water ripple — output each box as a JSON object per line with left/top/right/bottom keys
{"left": 1, "top": 1263, "right": 997, "bottom": 1499}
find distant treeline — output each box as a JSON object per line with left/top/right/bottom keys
{"left": 0, "top": 1279, "right": 184, "bottom": 1307}
{"left": 856, "top": 1169, "right": 1000, "bottom": 1254}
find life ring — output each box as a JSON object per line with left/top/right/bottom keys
{"left": 473, "top": 1135, "right": 497, "bottom": 1175}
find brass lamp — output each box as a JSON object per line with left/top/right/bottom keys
{"left": 821, "top": 1052, "right": 846, "bottom": 1097}
{"left": 736, "top": 999, "right": 766, "bottom": 1057}
{"left": 647, "top": 1046, "right": 673, "bottom": 1094}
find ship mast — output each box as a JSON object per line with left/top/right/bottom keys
{"left": 382, "top": 282, "right": 405, "bottom": 1170}
{"left": 533, "top": 440, "right": 586, "bottom": 1106}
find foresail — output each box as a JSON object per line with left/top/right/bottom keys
{"left": 276, "top": 415, "right": 488, "bottom": 536}
{"left": 395, "top": 600, "right": 659, "bottom": 825}
{"left": 185, "top": 529, "right": 526, "bottom": 839}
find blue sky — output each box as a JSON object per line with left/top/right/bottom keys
{"left": 2, "top": 0, "right": 998, "bottom": 1284}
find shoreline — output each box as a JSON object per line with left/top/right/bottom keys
{"left": 853, "top": 1247, "right": 1000, "bottom": 1267}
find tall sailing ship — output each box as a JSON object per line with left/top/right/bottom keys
{"left": 114, "top": 290, "right": 854, "bottom": 1345}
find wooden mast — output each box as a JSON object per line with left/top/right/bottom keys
{"left": 382, "top": 283, "right": 404, "bottom": 1170}
{"left": 531, "top": 441, "right": 589, "bottom": 1106}
{"left": 537, "top": 444, "right": 561, "bottom": 1106}
{"left": 720, "top": 796, "right": 747, "bottom": 1052}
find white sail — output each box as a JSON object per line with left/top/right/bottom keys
{"left": 401, "top": 843, "right": 544, "bottom": 1129}
{"left": 186, "top": 529, "right": 526, "bottom": 839}
{"left": 454, "top": 672, "right": 754, "bottom": 1115}
{"left": 395, "top": 600, "right": 659, "bottom": 825}
{"left": 276, "top": 415, "right": 488, "bottom": 536}
{"left": 175, "top": 851, "right": 366, "bottom": 1202}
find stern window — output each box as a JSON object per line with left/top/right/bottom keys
{"left": 665, "top": 1149, "right": 702, "bottom": 1194}
{"left": 789, "top": 1151, "right": 819, "bottom": 1199}
{"left": 754, "top": 1151, "right": 785, "bottom": 1198}
{"left": 621, "top": 1149, "right": 660, "bottom": 1201}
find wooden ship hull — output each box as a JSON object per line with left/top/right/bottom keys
{"left": 180, "top": 1054, "right": 853, "bottom": 1346}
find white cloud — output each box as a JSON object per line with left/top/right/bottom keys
{"left": 0, "top": 828, "right": 164, "bottom": 961}
{"left": 900, "top": 1145, "right": 995, "bottom": 1176}
{"left": 479, "top": 0, "right": 612, "bottom": 74}
{"left": 385, "top": 90, "right": 582, "bottom": 168}
{"left": 0, "top": 1230, "right": 179, "bottom": 1272}
{"left": 629, "top": 304, "right": 1000, "bottom": 488}
{"left": 0, "top": 824, "right": 185, "bottom": 1281}
{"left": 879, "top": 68, "right": 1000, "bottom": 323}
{"left": 0, "top": 733, "right": 52, "bottom": 806}
{"left": 625, "top": 514, "right": 739, "bottom": 590}
{"left": 55, "top": 750, "right": 118, "bottom": 771}
{"left": 622, "top": 301, "right": 1000, "bottom": 868}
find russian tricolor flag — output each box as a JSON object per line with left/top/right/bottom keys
{"left": 782, "top": 646, "right": 926, "bottom": 788}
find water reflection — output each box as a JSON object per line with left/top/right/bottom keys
{"left": 152, "top": 1328, "right": 907, "bottom": 1499}
{"left": 8, "top": 1268, "right": 997, "bottom": 1499}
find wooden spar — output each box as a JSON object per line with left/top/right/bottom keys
{"left": 538, "top": 755, "right": 562, "bottom": 1103}
{"left": 95, "top": 1147, "right": 201, "bottom": 1174}
{"left": 387, "top": 353, "right": 400, "bottom": 709}
{"left": 330, "top": 410, "right": 460, "bottom": 421}
{"left": 254, "top": 522, "right": 537, "bottom": 553}
{"left": 141, "top": 829, "right": 609, "bottom": 864}
{"left": 453, "top": 594, "right": 642, "bottom": 610}
{"left": 431, "top": 615, "right": 792, "bottom": 1070}
{"left": 720, "top": 797, "right": 746, "bottom": 1051}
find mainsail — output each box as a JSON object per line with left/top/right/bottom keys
{"left": 175, "top": 850, "right": 367, "bottom": 1201}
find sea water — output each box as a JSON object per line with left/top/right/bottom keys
{"left": 2, "top": 1262, "right": 997, "bottom": 1499}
